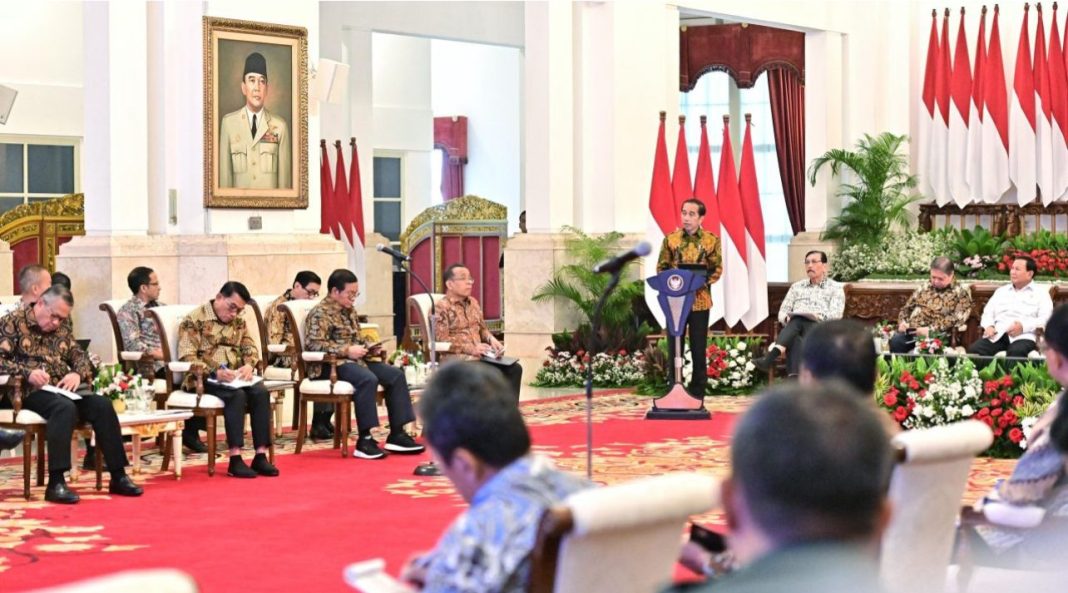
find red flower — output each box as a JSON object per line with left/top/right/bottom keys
{"left": 883, "top": 393, "right": 898, "bottom": 407}
{"left": 998, "top": 416, "right": 1010, "bottom": 428}
{"left": 909, "top": 381, "right": 921, "bottom": 391}
{"left": 1009, "top": 428, "right": 1024, "bottom": 443}
{"left": 1003, "top": 410, "right": 1018, "bottom": 424}
{"left": 998, "top": 263, "right": 1006, "bottom": 271}
{"left": 998, "top": 390, "right": 1008, "bottom": 399}
{"left": 1000, "top": 376, "right": 1014, "bottom": 387}
{"left": 924, "top": 373, "right": 934, "bottom": 383}
{"left": 977, "top": 407, "right": 990, "bottom": 418}
{"left": 990, "top": 398, "right": 1002, "bottom": 407}
{"left": 618, "top": 349, "right": 627, "bottom": 356}
{"left": 991, "top": 407, "right": 1003, "bottom": 417}
{"left": 994, "top": 427, "right": 1004, "bottom": 437}
{"left": 981, "top": 416, "right": 994, "bottom": 427}
{"left": 1013, "top": 396, "right": 1026, "bottom": 408}
{"left": 893, "top": 406, "right": 909, "bottom": 422}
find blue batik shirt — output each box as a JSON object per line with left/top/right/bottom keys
{"left": 415, "top": 455, "right": 590, "bottom": 593}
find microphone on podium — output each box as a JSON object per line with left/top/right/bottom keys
{"left": 376, "top": 243, "right": 411, "bottom": 262}
{"left": 592, "top": 241, "right": 652, "bottom": 274}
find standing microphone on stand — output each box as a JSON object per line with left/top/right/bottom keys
{"left": 376, "top": 244, "right": 411, "bottom": 262}
{"left": 592, "top": 241, "right": 652, "bottom": 273}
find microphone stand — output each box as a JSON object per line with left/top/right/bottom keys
{"left": 584, "top": 268, "right": 624, "bottom": 480}
{"left": 400, "top": 259, "right": 441, "bottom": 477}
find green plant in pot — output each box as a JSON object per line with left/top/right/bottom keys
{"left": 808, "top": 132, "right": 920, "bottom": 247}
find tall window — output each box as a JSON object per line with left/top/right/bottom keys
{"left": 679, "top": 72, "right": 792, "bottom": 282}
{"left": 372, "top": 154, "right": 403, "bottom": 244}
{"left": 0, "top": 136, "right": 79, "bottom": 214}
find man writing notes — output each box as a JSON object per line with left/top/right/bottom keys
{"left": 655, "top": 198, "right": 722, "bottom": 397}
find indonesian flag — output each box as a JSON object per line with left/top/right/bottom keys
{"left": 332, "top": 141, "right": 348, "bottom": 243}
{"left": 1048, "top": 5, "right": 1068, "bottom": 203}
{"left": 982, "top": 5, "right": 1011, "bottom": 204}
{"left": 694, "top": 115, "right": 724, "bottom": 325}
{"left": 1010, "top": 4, "right": 1037, "bottom": 205}
{"left": 920, "top": 10, "right": 940, "bottom": 199}
{"left": 739, "top": 114, "right": 768, "bottom": 330}
{"left": 930, "top": 10, "right": 952, "bottom": 206}
{"left": 965, "top": 8, "right": 986, "bottom": 203}
{"left": 348, "top": 139, "right": 367, "bottom": 305}
{"left": 717, "top": 116, "right": 749, "bottom": 327}
{"left": 948, "top": 8, "right": 972, "bottom": 206}
{"left": 645, "top": 112, "right": 675, "bottom": 328}
{"left": 320, "top": 140, "right": 336, "bottom": 237}
{"left": 1035, "top": 6, "right": 1058, "bottom": 205}
{"left": 672, "top": 116, "right": 693, "bottom": 213}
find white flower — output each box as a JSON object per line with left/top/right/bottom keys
{"left": 961, "top": 404, "right": 974, "bottom": 416}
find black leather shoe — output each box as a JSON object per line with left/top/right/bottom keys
{"left": 250, "top": 454, "right": 279, "bottom": 477}
{"left": 753, "top": 349, "right": 780, "bottom": 373}
{"left": 227, "top": 457, "right": 257, "bottom": 478}
{"left": 0, "top": 428, "right": 24, "bottom": 451}
{"left": 108, "top": 474, "right": 143, "bottom": 497}
{"left": 182, "top": 435, "right": 208, "bottom": 454}
{"left": 310, "top": 423, "right": 333, "bottom": 440}
{"left": 45, "top": 482, "right": 80, "bottom": 504}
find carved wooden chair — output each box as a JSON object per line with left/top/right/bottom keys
{"left": 148, "top": 305, "right": 226, "bottom": 476}
{"left": 243, "top": 299, "right": 294, "bottom": 441}
{"left": 279, "top": 299, "right": 356, "bottom": 457}
{"left": 406, "top": 293, "right": 450, "bottom": 361}
{"left": 528, "top": 472, "right": 719, "bottom": 593}
{"left": 0, "top": 375, "right": 46, "bottom": 499}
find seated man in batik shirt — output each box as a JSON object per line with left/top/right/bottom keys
{"left": 889, "top": 256, "right": 973, "bottom": 353}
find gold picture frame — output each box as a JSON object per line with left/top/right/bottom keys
{"left": 203, "top": 17, "right": 308, "bottom": 209}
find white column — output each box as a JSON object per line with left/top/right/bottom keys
{"left": 803, "top": 31, "right": 844, "bottom": 233}
{"left": 82, "top": 1, "right": 150, "bottom": 236}
{"left": 524, "top": 1, "right": 575, "bottom": 233}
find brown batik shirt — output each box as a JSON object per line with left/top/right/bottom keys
{"left": 433, "top": 295, "right": 492, "bottom": 361}
{"left": 264, "top": 290, "right": 295, "bottom": 368}
{"left": 897, "top": 281, "right": 973, "bottom": 334}
{"left": 656, "top": 228, "right": 723, "bottom": 311}
{"left": 303, "top": 297, "right": 365, "bottom": 378}
{"left": 0, "top": 304, "right": 92, "bottom": 387}
{"left": 177, "top": 301, "right": 260, "bottom": 390}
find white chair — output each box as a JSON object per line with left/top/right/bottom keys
{"left": 529, "top": 472, "right": 719, "bottom": 593}
{"left": 99, "top": 298, "right": 168, "bottom": 398}
{"left": 24, "top": 568, "right": 198, "bottom": 593}
{"left": 0, "top": 374, "right": 47, "bottom": 498}
{"left": 148, "top": 305, "right": 227, "bottom": 476}
{"left": 880, "top": 420, "right": 993, "bottom": 593}
{"left": 407, "top": 293, "right": 451, "bottom": 360}
{"left": 279, "top": 299, "right": 356, "bottom": 457}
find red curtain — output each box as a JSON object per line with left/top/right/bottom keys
{"left": 434, "top": 116, "right": 468, "bottom": 201}
{"left": 767, "top": 69, "right": 806, "bottom": 235}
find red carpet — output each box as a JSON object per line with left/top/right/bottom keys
{"left": 0, "top": 393, "right": 738, "bottom": 592}
{"left": 0, "top": 392, "right": 1012, "bottom": 592}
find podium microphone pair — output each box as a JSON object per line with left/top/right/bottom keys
{"left": 376, "top": 244, "right": 411, "bottom": 262}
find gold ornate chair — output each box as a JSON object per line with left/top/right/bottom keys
{"left": 0, "top": 193, "right": 85, "bottom": 293}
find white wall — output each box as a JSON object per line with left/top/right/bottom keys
{"left": 0, "top": 2, "right": 84, "bottom": 138}
{"left": 431, "top": 39, "right": 522, "bottom": 232}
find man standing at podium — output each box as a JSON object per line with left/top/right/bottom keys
{"left": 656, "top": 198, "right": 722, "bottom": 397}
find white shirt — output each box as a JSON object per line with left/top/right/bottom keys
{"left": 980, "top": 281, "right": 1053, "bottom": 343}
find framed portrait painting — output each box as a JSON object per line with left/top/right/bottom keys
{"left": 203, "top": 17, "right": 308, "bottom": 209}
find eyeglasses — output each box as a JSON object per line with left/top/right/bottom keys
{"left": 341, "top": 290, "right": 360, "bottom": 300}
{"left": 804, "top": 259, "right": 823, "bottom": 265}
{"left": 306, "top": 289, "right": 320, "bottom": 298}
{"left": 224, "top": 300, "right": 246, "bottom": 315}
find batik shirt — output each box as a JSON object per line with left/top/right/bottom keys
{"left": 778, "top": 277, "right": 846, "bottom": 324}
{"left": 116, "top": 295, "right": 164, "bottom": 376}
{"left": 897, "top": 281, "right": 973, "bottom": 333}
{"left": 433, "top": 295, "right": 491, "bottom": 361}
{"left": 656, "top": 228, "right": 723, "bottom": 312}
{"left": 412, "top": 455, "right": 590, "bottom": 593}
{"left": 303, "top": 297, "right": 364, "bottom": 378}
{"left": 263, "top": 290, "right": 295, "bottom": 368}
{"left": 177, "top": 301, "right": 259, "bottom": 390}
{"left": 0, "top": 304, "right": 92, "bottom": 386}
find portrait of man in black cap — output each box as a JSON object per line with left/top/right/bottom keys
{"left": 218, "top": 51, "right": 292, "bottom": 190}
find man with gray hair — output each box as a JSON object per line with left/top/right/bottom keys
{"left": 889, "top": 256, "right": 973, "bottom": 353}
{"left": 0, "top": 286, "right": 142, "bottom": 504}
{"left": 17, "top": 263, "right": 51, "bottom": 307}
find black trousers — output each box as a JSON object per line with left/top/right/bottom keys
{"left": 667, "top": 309, "right": 711, "bottom": 396}
{"left": 21, "top": 388, "right": 127, "bottom": 474}
{"left": 203, "top": 382, "right": 272, "bottom": 450}
{"left": 776, "top": 316, "right": 818, "bottom": 375}
{"left": 318, "top": 362, "right": 416, "bottom": 434}
{"left": 479, "top": 360, "right": 523, "bottom": 404}
{"left": 968, "top": 334, "right": 1037, "bottom": 358}
{"left": 889, "top": 332, "right": 915, "bottom": 354}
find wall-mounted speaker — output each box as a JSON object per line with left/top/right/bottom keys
{"left": 0, "top": 85, "right": 17, "bottom": 125}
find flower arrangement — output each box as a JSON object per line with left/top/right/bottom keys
{"left": 914, "top": 332, "right": 947, "bottom": 355}
{"left": 875, "top": 356, "right": 1055, "bottom": 458}
{"left": 705, "top": 336, "right": 762, "bottom": 394}
{"left": 93, "top": 363, "right": 141, "bottom": 402}
{"left": 532, "top": 348, "right": 645, "bottom": 388}
{"left": 872, "top": 321, "right": 895, "bottom": 342}
{"left": 831, "top": 229, "right": 956, "bottom": 281}
{"left": 389, "top": 348, "right": 424, "bottom": 368}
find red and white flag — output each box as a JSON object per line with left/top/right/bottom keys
{"left": 672, "top": 116, "right": 693, "bottom": 213}
{"left": 982, "top": 5, "right": 1011, "bottom": 203}
{"left": 693, "top": 115, "right": 724, "bottom": 325}
{"left": 348, "top": 139, "right": 367, "bottom": 301}
{"left": 931, "top": 10, "right": 952, "bottom": 205}
{"left": 645, "top": 112, "right": 675, "bottom": 328}
{"left": 966, "top": 7, "right": 987, "bottom": 202}
{"left": 738, "top": 114, "right": 768, "bottom": 330}
{"left": 1048, "top": 4, "right": 1068, "bottom": 203}
{"left": 1010, "top": 4, "right": 1037, "bottom": 204}
{"left": 320, "top": 140, "right": 336, "bottom": 237}
{"left": 920, "top": 10, "right": 941, "bottom": 199}
{"left": 948, "top": 8, "right": 972, "bottom": 206}
{"left": 332, "top": 141, "right": 348, "bottom": 243}
{"left": 717, "top": 116, "right": 749, "bottom": 327}
{"left": 1035, "top": 5, "right": 1058, "bottom": 204}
